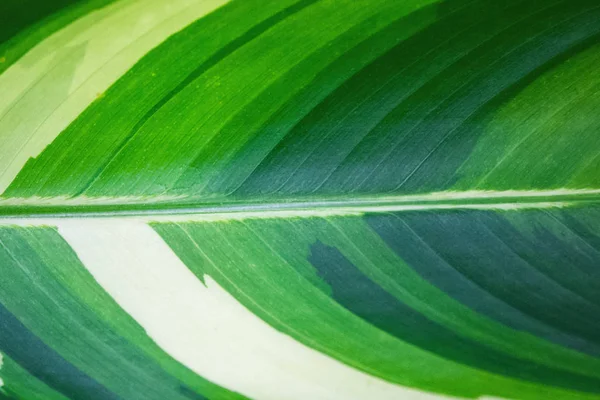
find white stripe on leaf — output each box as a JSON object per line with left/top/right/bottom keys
{"left": 57, "top": 220, "right": 443, "bottom": 400}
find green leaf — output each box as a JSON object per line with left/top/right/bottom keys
{"left": 1, "top": 0, "right": 600, "bottom": 399}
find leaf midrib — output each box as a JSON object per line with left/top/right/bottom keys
{"left": 0, "top": 189, "right": 599, "bottom": 220}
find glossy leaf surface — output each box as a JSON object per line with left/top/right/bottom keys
{"left": 0, "top": 1, "right": 599, "bottom": 399}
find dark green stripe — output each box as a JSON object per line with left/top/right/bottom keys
{"left": 234, "top": 0, "right": 509, "bottom": 196}
{"left": 2, "top": 0, "right": 311, "bottom": 198}
{"left": 0, "top": 227, "right": 240, "bottom": 400}
{"left": 0, "top": 302, "right": 119, "bottom": 400}
{"left": 308, "top": 240, "right": 600, "bottom": 393}
{"left": 365, "top": 212, "right": 600, "bottom": 356}
{"left": 215, "top": 0, "right": 479, "bottom": 197}
{"left": 73, "top": 0, "right": 323, "bottom": 198}
{"left": 359, "top": 0, "right": 600, "bottom": 195}
{"left": 368, "top": 210, "right": 600, "bottom": 344}
{"left": 0, "top": 0, "right": 120, "bottom": 74}
{"left": 235, "top": 0, "right": 600, "bottom": 197}
{"left": 0, "top": 0, "right": 83, "bottom": 45}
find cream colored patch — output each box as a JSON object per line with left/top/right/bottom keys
{"left": 57, "top": 220, "right": 445, "bottom": 400}
{"left": 0, "top": 0, "right": 229, "bottom": 193}
{"left": 0, "top": 352, "right": 3, "bottom": 387}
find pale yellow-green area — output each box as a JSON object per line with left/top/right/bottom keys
{"left": 0, "top": 0, "right": 229, "bottom": 193}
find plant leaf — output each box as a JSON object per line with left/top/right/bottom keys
{"left": 1, "top": 0, "right": 599, "bottom": 399}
